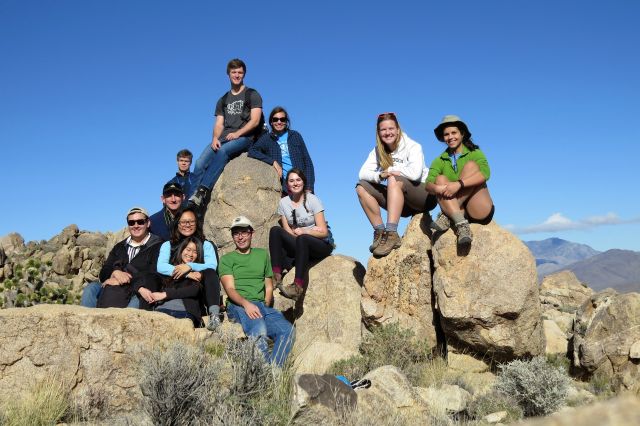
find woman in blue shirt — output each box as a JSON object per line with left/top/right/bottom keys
{"left": 248, "top": 106, "right": 315, "bottom": 194}
{"left": 156, "top": 205, "right": 221, "bottom": 330}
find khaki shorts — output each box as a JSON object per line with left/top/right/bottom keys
{"left": 357, "top": 177, "right": 437, "bottom": 217}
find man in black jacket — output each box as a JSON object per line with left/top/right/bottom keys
{"left": 80, "top": 207, "right": 162, "bottom": 308}
{"left": 149, "top": 182, "right": 185, "bottom": 241}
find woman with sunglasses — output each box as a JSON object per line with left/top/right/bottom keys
{"left": 248, "top": 106, "right": 315, "bottom": 194}
{"left": 356, "top": 112, "right": 436, "bottom": 257}
{"left": 425, "top": 115, "right": 494, "bottom": 246}
{"left": 154, "top": 206, "right": 221, "bottom": 329}
{"left": 269, "top": 168, "right": 334, "bottom": 301}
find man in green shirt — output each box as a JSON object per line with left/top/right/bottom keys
{"left": 219, "top": 216, "right": 295, "bottom": 366}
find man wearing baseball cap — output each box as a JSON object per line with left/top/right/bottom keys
{"left": 80, "top": 206, "right": 163, "bottom": 308}
{"left": 149, "top": 181, "right": 186, "bottom": 241}
{"left": 218, "top": 216, "right": 295, "bottom": 366}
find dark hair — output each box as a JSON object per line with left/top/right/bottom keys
{"left": 445, "top": 124, "right": 479, "bottom": 151}
{"left": 170, "top": 236, "right": 204, "bottom": 265}
{"left": 176, "top": 149, "right": 193, "bottom": 161}
{"left": 170, "top": 205, "right": 204, "bottom": 244}
{"left": 286, "top": 168, "right": 309, "bottom": 213}
{"left": 268, "top": 106, "right": 290, "bottom": 132}
{"left": 163, "top": 236, "right": 204, "bottom": 290}
{"left": 227, "top": 58, "right": 246, "bottom": 74}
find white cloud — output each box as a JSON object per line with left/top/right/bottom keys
{"left": 506, "top": 212, "right": 640, "bottom": 234}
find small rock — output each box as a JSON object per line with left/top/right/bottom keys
{"left": 416, "top": 384, "right": 471, "bottom": 415}
{"left": 484, "top": 410, "right": 508, "bottom": 423}
{"left": 629, "top": 341, "right": 640, "bottom": 359}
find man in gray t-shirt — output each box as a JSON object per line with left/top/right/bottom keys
{"left": 189, "top": 58, "right": 264, "bottom": 208}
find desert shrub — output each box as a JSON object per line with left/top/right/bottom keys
{"left": 0, "top": 376, "right": 69, "bottom": 426}
{"left": 494, "top": 356, "right": 570, "bottom": 416}
{"left": 328, "top": 323, "right": 431, "bottom": 384}
{"left": 588, "top": 372, "right": 615, "bottom": 397}
{"left": 468, "top": 390, "right": 523, "bottom": 422}
{"left": 65, "top": 386, "right": 110, "bottom": 422}
{"left": 140, "top": 337, "right": 295, "bottom": 426}
{"left": 546, "top": 353, "right": 571, "bottom": 374}
{"left": 139, "top": 342, "right": 219, "bottom": 425}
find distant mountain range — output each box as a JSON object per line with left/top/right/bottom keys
{"left": 523, "top": 238, "right": 640, "bottom": 293}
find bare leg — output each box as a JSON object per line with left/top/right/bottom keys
{"left": 458, "top": 161, "right": 493, "bottom": 220}
{"left": 356, "top": 184, "right": 384, "bottom": 227}
{"left": 386, "top": 176, "right": 405, "bottom": 224}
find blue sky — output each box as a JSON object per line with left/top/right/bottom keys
{"left": 1, "top": 0, "right": 639, "bottom": 266}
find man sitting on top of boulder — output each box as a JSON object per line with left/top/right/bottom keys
{"left": 188, "top": 58, "right": 264, "bottom": 210}
{"left": 219, "top": 216, "right": 295, "bottom": 367}
{"left": 149, "top": 182, "right": 185, "bottom": 241}
{"left": 80, "top": 207, "right": 163, "bottom": 309}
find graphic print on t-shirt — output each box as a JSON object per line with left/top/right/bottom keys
{"left": 226, "top": 100, "right": 244, "bottom": 115}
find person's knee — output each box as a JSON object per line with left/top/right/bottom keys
{"left": 269, "top": 225, "right": 283, "bottom": 238}
{"left": 388, "top": 175, "right": 405, "bottom": 190}
{"left": 356, "top": 183, "right": 367, "bottom": 198}
{"left": 461, "top": 160, "right": 479, "bottom": 174}
{"left": 435, "top": 174, "right": 449, "bottom": 184}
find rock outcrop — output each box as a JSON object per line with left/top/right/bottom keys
{"left": 361, "top": 214, "right": 439, "bottom": 350}
{"left": 571, "top": 290, "right": 640, "bottom": 392}
{"left": 432, "top": 221, "right": 544, "bottom": 361}
{"left": 203, "top": 154, "right": 281, "bottom": 255}
{"left": 0, "top": 305, "right": 197, "bottom": 412}
{"left": 540, "top": 271, "right": 593, "bottom": 312}
{"left": 291, "top": 374, "right": 356, "bottom": 422}
{"left": 357, "top": 365, "right": 427, "bottom": 417}
{"left": 275, "top": 255, "right": 365, "bottom": 373}
{"left": 0, "top": 226, "right": 113, "bottom": 308}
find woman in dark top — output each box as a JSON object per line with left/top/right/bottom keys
{"left": 248, "top": 106, "right": 315, "bottom": 194}
{"left": 151, "top": 236, "right": 205, "bottom": 327}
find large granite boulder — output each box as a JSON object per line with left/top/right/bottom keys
{"left": 432, "top": 221, "right": 544, "bottom": 361}
{"left": 571, "top": 290, "right": 640, "bottom": 392}
{"left": 357, "top": 365, "right": 427, "bottom": 417}
{"left": 291, "top": 374, "right": 356, "bottom": 423}
{"left": 540, "top": 271, "right": 593, "bottom": 312}
{"left": 361, "top": 214, "right": 438, "bottom": 350}
{"left": 0, "top": 232, "right": 25, "bottom": 256}
{"left": 0, "top": 305, "right": 197, "bottom": 412}
{"left": 275, "top": 255, "right": 365, "bottom": 373}
{"left": 203, "top": 154, "right": 281, "bottom": 255}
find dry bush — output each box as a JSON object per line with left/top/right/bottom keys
{"left": 139, "top": 336, "right": 295, "bottom": 426}
{"left": 467, "top": 390, "right": 523, "bottom": 422}
{"left": 328, "top": 323, "right": 431, "bottom": 384}
{"left": 0, "top": 375, "right": 69, "bottom": 426}
{"left": 495, "top": 356, "right": 570, "bottom": 416}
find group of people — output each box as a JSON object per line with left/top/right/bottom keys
{"left": 79, "top": 57, "right": 495, "bottom": 368}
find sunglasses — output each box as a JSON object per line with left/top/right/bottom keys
{"left": 378, "top": 112, "right": 397, "bottom": 119}
{"left": 271, "top": 117, "right": 287, "bottom": 123}
{"left": 127, "top": 219, "right": 147, "bottom": 226}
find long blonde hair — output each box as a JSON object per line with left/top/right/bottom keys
{"left": 375, "top": 113, "right": 402, "bottom": 171}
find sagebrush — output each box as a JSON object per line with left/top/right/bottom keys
{"left": 494, "top": 356, "right": 570, "bottom": 416}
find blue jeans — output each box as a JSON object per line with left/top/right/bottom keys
{"left": 226, "top": 301, "right": 295, "bottom": 367}
{"left": 190, "top": 137, "right": 252, "bottom": 196}
{"left": 80, "top": 281, "right": 140, "bottom": 308}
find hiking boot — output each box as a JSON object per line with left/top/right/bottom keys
{"left": 455, "top": 220, "right": 473, "bottom": 246}
{"left": 372, "top": 231, "right": 402, "bottom": 257}
{"left": 279, "top": 283, "right": 304, "bottom": 301}
{"left": 369, "top": 228, "right": 384, "bottom": 253}
{"left": 206, "top": 314, "right": 221, "bottom": 331}
{"left": 430, "top": 212, "right": 451, "bottom": 232}
{"left": 189, "top": 186, "right": 209, "bottom": 207}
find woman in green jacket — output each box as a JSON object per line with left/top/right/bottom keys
{"left": 425, "top": 115, "right": 494, "bottom": 246}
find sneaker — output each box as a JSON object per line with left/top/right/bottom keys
{"left": 372, "top": 231, "right": 402, "bottom": 257}
{"left": 279, "top": 283, "right": 304, "bottom": 301}
{"left": 206, "top": 314, "right": 221, "bottom": 331}
{"left": 369, "top": 228, "right": 384, "bottom": 253}
{"left": 189, "top": 187, "right": 209, "bottom": 207}
{"left": 430, "top": 212, "right": 451, "bottom": 232}
{"left": 455, "top": 220, "right": 473, "bottom": 246}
